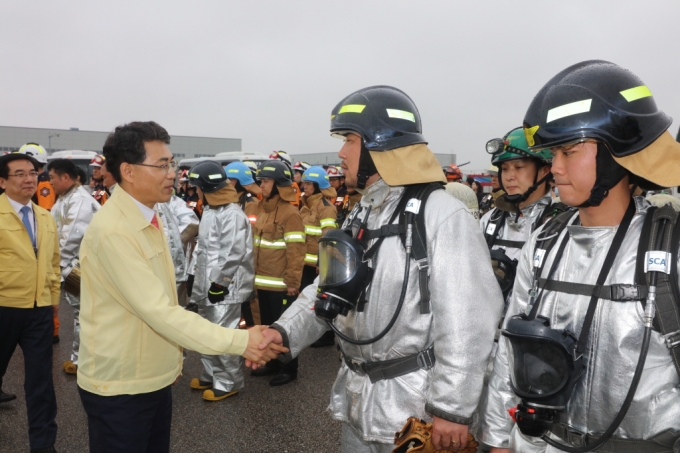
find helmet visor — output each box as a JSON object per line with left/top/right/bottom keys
{"left": 318, "top": 240, "right": 359, "bottom": 287}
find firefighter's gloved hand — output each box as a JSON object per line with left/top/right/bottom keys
{"left": 186, "top": 274, "right": 195, "bottom": 297}
{"left": 208, "top": 282, "right": 228, "bottom": 303}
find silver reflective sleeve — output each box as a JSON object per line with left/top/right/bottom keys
{"left": 157, "top": 199, "right": 188, "bottom": 283}
{"left": 167, "top": 194, "right": 199, "bottom": 234}
{"left": 52, "top": 185, "right": 100, "bottom": 279}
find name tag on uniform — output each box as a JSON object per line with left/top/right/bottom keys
{"left": 533, "top": 249, "right": 546, "bottom": 268}
{"left": 486, "top": 223, "right": 496, "bottom": 235}
{"left": 644, "top": 251, "right": 672, "bottom": 274}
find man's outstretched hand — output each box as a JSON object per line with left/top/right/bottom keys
{"left": 245, "top": 327, "right": 284, "bottom": 369}
{"left": 242, "top": 326, "right": 288, "bottom": 366}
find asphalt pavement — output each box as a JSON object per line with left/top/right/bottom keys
{"left": 0, "top": 302, "right": 343, "bottom": 453}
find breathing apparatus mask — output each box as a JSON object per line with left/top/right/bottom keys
{"left": 314, "top": 228, "right": 373, "bottom": 321}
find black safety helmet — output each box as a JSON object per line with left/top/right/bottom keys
{"left": 256, "top": 160, "right": 293, "bottom": 187}
{"left": 187, "top": 160, "right": 227, "bottom": 193}
{"left": 524, "top": 60, "right": 671, "bottom": 155}
{"left": 330, "top": 85, "right": 426, "bottom": 151}
{"left": 523, "top": 60, "right": 671, "bottom": 206}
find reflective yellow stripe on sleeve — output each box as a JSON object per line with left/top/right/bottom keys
{"left": 304, "top": 225, "right": 323, "bottom": 236}
{"left": 284, "top": 231, "right": 306, "bottom": 243}
{"left": 253, "top": 236, "right": 287, "bottom": 249}
{"left": 254, "top": 275, "right": 287, "bottom": 288}
{"left": 304, "top": 253, "right": 318, "bottom": 264}
{"left": 320, "top": 218, "right": 337, "bottom": 229}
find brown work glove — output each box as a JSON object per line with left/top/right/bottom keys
{"left": 392, "top": 417, "right": 479, "bottom": 453}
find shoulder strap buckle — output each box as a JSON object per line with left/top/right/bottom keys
{"left": 663, "top": 330, "right": 680, "bottom": 349}
{"left": 416, "top": 347, "right": 435, "bottom": 369}
{"left": 608, "top": 284, "right": 648, "bottom": 302}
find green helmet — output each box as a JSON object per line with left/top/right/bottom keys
{"left": 486, "top": 127, "right": 552, "bottom": 165}
{"left": 485, "top": 127, "right": 553, "bottom": 214}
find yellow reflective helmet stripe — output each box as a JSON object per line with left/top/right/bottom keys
{"left": 620, "top": 85, "right": 652, "bottom": 102}
{"left": 208, "top": 174, "right": 223, "bottom": 179}
{"left": 304, "top": 225, "right": 323, "bottom": 235}
{"left": 546, "top": 99, "right": 592, "bottom": 123}
{"left": 339, "top": 104, "right": 366, "bottom": 114}
{"left": 189, "top": 173, "right": 199, "bottom": 178}
{"left": 524, "top": 125, "right": 540, "bottom": 147}
{"left": 304, "top": 253, "right": 318, "bottom": 264}
{"left": 386, "top": 109, "right": 415, "bottom": 123}
{"left": 320, "top": 218, "right": 337, "bottom": 228}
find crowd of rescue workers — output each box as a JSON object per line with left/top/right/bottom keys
{"left": 1, "top": 59, "right": 680, "bottom": 453}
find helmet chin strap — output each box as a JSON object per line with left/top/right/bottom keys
{"left": 576, "top": 143, "right": 628, "bottom": 208}
{"left": 356, "top": 142, "right": 378, "bottom": 190}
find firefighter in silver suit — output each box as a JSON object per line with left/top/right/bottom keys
{"left": 481, "top": 61, "right": 680, "bottom": 453}
{"left": 48, "top": 159, "right": 100, "bottom": 375}
{"left": 187, "top": 161, "right": 255, "bottom": 401}
{"left": 251, "top": 86, "right": 503, "bottom": 452}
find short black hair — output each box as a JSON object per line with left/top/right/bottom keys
{"left": 76, "top": 166, "right": 87, "bottom": 184}
{"left": 0, "top": 154, "right": 39, "bottom": 179}
{"left": 102, "top": 121, "right": 171, "bottom": 183}
{"left": 48, "top": 159, "right": 79, "bottom": 181}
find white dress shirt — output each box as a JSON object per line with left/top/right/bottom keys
{"left": 130, "top": 195, "right": 157, "bottom": 223}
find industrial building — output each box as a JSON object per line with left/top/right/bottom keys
{"left": 0, "top": 125, "right": 241, "bottom": 159}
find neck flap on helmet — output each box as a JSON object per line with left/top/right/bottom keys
{"left": 577, "top": 142, "right": 629, "bottom": 208}
{"left": 357, "top": 141, "right": 378, "bottom": 190}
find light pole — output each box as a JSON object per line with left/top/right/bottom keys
{"left": 48, "top": 132, "right": 60, "bottom": 154}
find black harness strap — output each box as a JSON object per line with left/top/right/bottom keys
{"left": 484, "top": 209, "right": 508, "bottom": 248}
{"left": 536, "top": 278, "right": 648, "bottom": 302}
{"left": 494, "top": 239, "right": 526, "bottom": 249}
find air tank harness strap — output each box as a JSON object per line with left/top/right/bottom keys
{"left": 536, "top": 279, "right": 648, "bottom": 302}
{"left": 341, "top": 346, "right": 435, "bottom": 384}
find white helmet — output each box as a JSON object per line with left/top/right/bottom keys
{"left": 17, "top": 143, "right": 48, "bottom": 164}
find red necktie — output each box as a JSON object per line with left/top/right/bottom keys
{"left": 151, "top": 214, "right": 160, "bottom": 229}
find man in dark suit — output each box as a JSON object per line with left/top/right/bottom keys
{"left": 0, "top": 153, "right": 61, "bottom": 453}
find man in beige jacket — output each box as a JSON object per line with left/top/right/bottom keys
{"left": 77, "top": 121, "right": 285, "bottom": 453}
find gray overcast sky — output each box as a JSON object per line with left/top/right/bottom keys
{"left": 2, "top": 1, "right": 680, "bottom": 172}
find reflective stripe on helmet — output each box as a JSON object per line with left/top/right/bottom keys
{"left": 304, "top": 225, "right": 322, "bottom": 236}
{"left": 620, "top": 85, "right": 652, "bottom": 102}
{"left": 546, "top": 99, "right": 592, "bottom": 123}
{"left": 254, "top": 276, "right": 287, "bottom": 288}
{"left": 320, "top": 218, "right": 336, "bottom": 229}
{"left": 304, "top": 254, "right": 318, "bottom": 264}
{"left": 339, "top": 104, "right": 366, "bottom": 114}
{"left": 283, "top": 231, "right": 305, "bottom": 243}
{"left": 386, "top": 109, "right": 415, "bottom": 122}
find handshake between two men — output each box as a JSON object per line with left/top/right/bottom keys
{"left": 243, "top": 326, "right": 287, "bottom": 366}
{"left": 244, "top": 327, "right": 284, "bottom": 369}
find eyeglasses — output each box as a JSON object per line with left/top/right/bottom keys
{"left": 535, "top": 138, "right": 599, "bottom": 155}
{"left": 7, "top": 171, "right": 39, "bottom": 179}
{"left": 131, "top": 161, "right": 178, "bottom": 174}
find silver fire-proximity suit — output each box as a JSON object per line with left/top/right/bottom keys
{"left": 480, "top": 194, "right": 553, "bottom": 264}
{"left": 190, "top": 203, "right": 254, "bottom": 392}
{"left": 51, "top": 184, "right": 100, "bottom": 364}
{"left": 157, "top": 195, "right": 199, "bottom": 290}
{"left": 480, "top": 197, "right": 680, "bottom": 452}
{"left": 273, "top": 179, "right": 503, "bottom": 447}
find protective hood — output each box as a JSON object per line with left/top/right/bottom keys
{"left": 320, "top": 187, "right": 337, "bottom": 199}
{"left": 278, "top": 184, "right": 298, "bottom": 202}
{"left": 204, "top": 184, "right": 239, "bottom": 206}
{"left": 369, "top": 143, "right": 446, "bottom": 186}
{"left": 613, "top": 130, "right": 680, "bottom": 188}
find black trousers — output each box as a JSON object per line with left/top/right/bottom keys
{"left": 300, "top": 265, "right": 317, "bottom": 293}
{"left": 0, "top": 305, "right": 58, "bottom": 450}
{"left": 78, "top": 385, "right": 172, "bottom": 453}
{"left": 257, "top": 289, "right": 298, "bottom": 374}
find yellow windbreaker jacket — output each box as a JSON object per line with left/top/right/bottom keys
{"left": 77, "top": 186, "right": 249, "bottom": 396}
